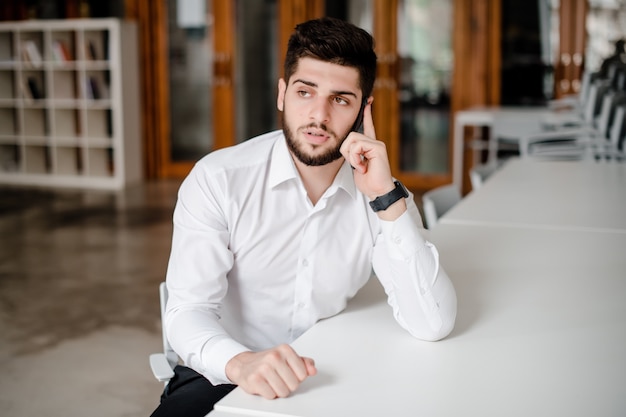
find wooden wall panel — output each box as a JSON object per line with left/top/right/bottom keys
{"left": 372, "top": 0, "right": 400, "bottom": 180}
{"left": 278, "top": 0, "right": 324, "bottom": 79}
{"left": 556, "top": 0, "right": 588, "bottom": 98}
{"left": 212, "top": 0, "right": 236, "bottom": 151}
{"left": 125, "top": 0, "right": 169, "bottom": 178}
{"left": 452, "top": 0, "right": 501, "bottom": 194}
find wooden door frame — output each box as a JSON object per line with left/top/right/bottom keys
{"left": 451, "top": 0, "right": 501, "bottom": 194}
{"left": 373, "top": 0, "right": 501, "bottom": 193}
{"left": 126, "top": 0, "right": 325, "bottom": 180}
{"left": 556, "top": 0, "right": 588, "bottom": 98}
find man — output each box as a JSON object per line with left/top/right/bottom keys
{"left": 151, "top": 17, "right": 457, "bottom": 417}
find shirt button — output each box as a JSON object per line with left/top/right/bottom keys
{"left": 302, "top": 259, "right": 309, "bottom": 267}
{"left": 393, "top": 236, "right": 402, "bottom": 244}
{"left": 297, "top": 302, "right": 306, "bottom": 309}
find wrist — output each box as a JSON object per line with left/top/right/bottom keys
{"left": 369, "top": 180, "right": 409, "bottom": 213}
{"left": 377, "top": 198, "right": 407, "bottom": 221}
{"left": 225, "top": 351, "right": 251, "bottom": 383}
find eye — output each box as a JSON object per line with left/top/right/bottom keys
{"left": 297, "top": 90, "right": 311, "bottom": 98}
{"left": 333, "top": 96, "right": 349, "bottom": 106}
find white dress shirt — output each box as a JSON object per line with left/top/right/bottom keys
{"left": 165, "top": 130, "right": 457, "bottom": 385}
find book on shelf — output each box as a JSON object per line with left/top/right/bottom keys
{"left": 51, "top": 40, "right": 73, "bottom": 62}
{"left": 21, "top": 78, "right": 33, "bottom": 101}
{"left": 21, "top": 41, "right": 43, "bottom": 66}
{"left": 85, "top": 76, "right": 109, "bottom": 100}
{"left": 25, "top": 76, "right": 43, "bottom": 100}
{"left": 84, "top": 77, "right": 100, "bottom": 99}
{"left": 86, "top": 40, "right": 98, "bottom": 60}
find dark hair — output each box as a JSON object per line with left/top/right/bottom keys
{"left": 284, "top": 17, "right": 377, "bottom": 99}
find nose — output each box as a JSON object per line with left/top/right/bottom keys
{"left": 308, "top": 96, "right": 331, "bottom": 124}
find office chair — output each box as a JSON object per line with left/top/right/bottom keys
{"left": 596, "top": 104, "right": 626, "bottom": 161}
{"left": 421, "top": 184, "right": 462, "bottom": 229}
{"left": 469, "top": 161, "right": 501, "bottom": 191}
{"left": 149, "top": 282, "right": 177, "bottom": 385}
{"left": 519, "top": 93, "right": 626, "bottom": 161}
{"left": 548, "top": 70, "right": 598, "bottom": 113}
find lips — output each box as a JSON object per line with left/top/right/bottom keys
{"left": 303, "top": 128, "right": 330, "bottom": 145}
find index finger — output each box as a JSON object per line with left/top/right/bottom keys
{"left": 362, "top": 100, "right": 376, "bottom": 139}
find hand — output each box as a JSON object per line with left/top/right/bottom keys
{"left": 340, "top": 101, "right": 395, "bottom": 199}
{"left": 225, "top": 344, "right": 317, "bottom": 399}
{"left": 340, "top": 101, "right": 407, "bottom": 219}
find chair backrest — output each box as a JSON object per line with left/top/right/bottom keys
{"left": 577, "top": 70, "right": 596, "bottom": 109}
{"left": 158, "top": 282, "right": 179, "bottom": 369}
{"left": 609, "top": 105, "right": 626, "bottom": 150}
{"left": 469, "top": 161, "right": 499, "bottom": 191}
{"left": 422, "top": 184, "right": 462, "bottom": 229}
{"left": 583, "top": 80, "right": 611, "bottom": 124}
{"left": 596, "top": 92, "right": 615, "bottom": 139}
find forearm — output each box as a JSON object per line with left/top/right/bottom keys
{"left": 165, "top": 305, "right": 249, "bottom": 385}
{"left": 373, "top": 209, "right": 457, "bottom": 341}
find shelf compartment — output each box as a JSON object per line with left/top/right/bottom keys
{"left": 85, "top": 108, "right": 112, "bottom": 138}
{"left": 49, "top": 30, "right": 76, "bottom": 63}
{"left": 0, "top": 69, "right": 15, "bottom": 98}
{"left": 53, "top": 146, "right": 82, "bottom": 175}
{"left": 52, "top": 108, "right": 81, "bottom": 137}
{"left": 83, "top": 69, "right": 110, "bottom": 100}
{"left": 50, "top": 69, "right": 78, "bottom": 100}
{"left": 82, "top": 29, "right": 109, "bottom": 61}
{"left": 19, "top": 31, "right": 44, "bottom": 68}
{"left": 0, "top": 143, "right": 20, "bottom": 172}
{"left": 0, "top": 107, "right": 17, "bottom": 135}
{"left": 0, "top": 31, "right": 14, "bottom": 63}
{"left": 85, "top": 147, "right": 113, "bottom": 177}
{"left": 20, "top": 70, "right": 46, "bottom": 100}
{"left": 22, "top": 108, "right": 48, "bottom": 137}
{"left": 23, "top": 145, "right": 50, "bottom": 174}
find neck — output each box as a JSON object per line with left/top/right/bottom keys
{"left": 292, "top": 157, "right": 344, "bottom": 205}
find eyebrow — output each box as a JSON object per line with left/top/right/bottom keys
{"left": 292, "top": 78, "right": 358, "bottom": 99}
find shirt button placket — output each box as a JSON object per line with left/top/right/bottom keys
{"left": 291, "top": 213, "right": 317, "bottom": 337}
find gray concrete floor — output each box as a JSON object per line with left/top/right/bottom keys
{"left": 0, "top": 180, "right": 183, "bottom": 417}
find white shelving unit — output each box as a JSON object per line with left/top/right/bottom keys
{"left": 0, "top": 18, "right": 141, "bottom": 190}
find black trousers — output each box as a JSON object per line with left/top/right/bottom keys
{"left": 150, "top": 365, "right": 237, "bottom": 417}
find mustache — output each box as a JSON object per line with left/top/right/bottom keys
{"left": 301, "top": 122, "right": 329, "bottom": 132}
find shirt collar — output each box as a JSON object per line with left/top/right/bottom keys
{"left": 268, "top": 132, "right": 357, "bottom": 199}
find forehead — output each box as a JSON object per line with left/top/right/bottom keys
{"left": 289, "top": 57, "right": 361, "bottom": 97}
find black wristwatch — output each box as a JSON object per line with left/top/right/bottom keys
{"left": 369, "top": 180, "right": 409, "bottom": 212}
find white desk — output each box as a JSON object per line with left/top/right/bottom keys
{"left": 213, "top": 224, "right": 626, "bottom": 417}
{"left": 453, "top": 107, "right": 581, "bottom": 189}
{"left": 443, "top": 158, "right": 626, "bottom": 232}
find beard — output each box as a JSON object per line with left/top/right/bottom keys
{"left": 282, "top": 116, "right": 348, "bottom": 167}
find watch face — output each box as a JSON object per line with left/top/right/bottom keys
{"left": 397, "top": 181, "right": 409, "bottom": 197}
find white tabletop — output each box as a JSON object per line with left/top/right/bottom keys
{"left": 213, "top": 224, "right": 626, "bottom": 417}
{"left": 443, "top": 158, "right": 626, "bottom": 232}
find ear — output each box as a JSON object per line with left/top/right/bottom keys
{"left": 277, "top": 78, "right": 287, "bottom": 111}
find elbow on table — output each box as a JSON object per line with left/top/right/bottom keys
{"left": 410, "top": 318, "right": 455, "bottom": 342}
{"left": 405, "top": 299, "right": 457, "bottom": 342}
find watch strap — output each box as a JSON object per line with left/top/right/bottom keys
{"left": 369, "top": 180, "right": 408, "bottom": 212}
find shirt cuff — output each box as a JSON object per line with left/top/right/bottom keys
{"left": 201, "top": 336, "right": 250, "bottom": 385}
{"left": 379, "top": 210, "right": 427, "bottom": 260}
